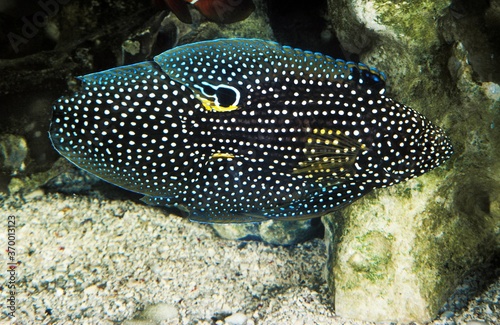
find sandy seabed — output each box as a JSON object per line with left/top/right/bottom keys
{"left": 0, "top": 192, "right": 498, "bottom": 324}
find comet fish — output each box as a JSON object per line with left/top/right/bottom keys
{"left": 49, "top": 38, "right": 453, "bottom": 223}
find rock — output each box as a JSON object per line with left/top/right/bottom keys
{"left": 212, "top": 219, "right": 322, "bottom": 246}
{"left": 441, "top": 310, "right": 455, "bottom": 319}
{"left": 23, "top": 188, "right": 45, "bottom": 201}
{"left": 212, "top": 223, "right": 261, "bottom": 242}
{"left": 325, "top": 0, "right": 500, "bottom": 322}
{"left": 0, "top": 134, "right": 28, "bottom": 175}
{"left": 8, "top": 158, "right": 73, "bottom": 195}
{"left": 260, "top": 219, "right": 322, "bottom": 246}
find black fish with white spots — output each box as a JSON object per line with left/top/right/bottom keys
{"left": 49, "top": 38, "right": 453, "bottom": 223}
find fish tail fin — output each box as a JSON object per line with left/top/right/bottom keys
{"left": 49, "top": 61, "right": 195, "bottom": 197}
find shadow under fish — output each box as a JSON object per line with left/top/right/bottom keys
{"left": 49, "top": 38, "right": 454, "bottom": 223}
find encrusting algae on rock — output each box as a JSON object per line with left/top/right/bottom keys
{"left": 49, "top": 38, "right": 453, "bottom": 223}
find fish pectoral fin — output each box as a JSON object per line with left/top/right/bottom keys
{"left": 293, "top": 128, "right": 367, "bottom": 181}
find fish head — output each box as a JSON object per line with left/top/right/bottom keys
{"left": 367, "top": 105, "right": 454, "bottom": 186}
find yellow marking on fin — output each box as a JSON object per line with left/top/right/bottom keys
{"left": 293, "top": 128, "right": 367, "bottom": 182}
{"left": 211, "top": 152, "right": 235, "bottom": 159}
{"left": 198, "top": 96, "right": 239, "bottom": 112}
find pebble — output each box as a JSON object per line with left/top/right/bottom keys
{"left": 23, "top": 188, "right": 45, "bottom": 201}
{"left": 55, "top": 287, "right": 64, "bottom": 297}
{"left": 224, "top": 312, "right": 248, "bottom": 325}
{"left": 83, "top": 285, "right": 98, "bottom": 295}
{"left": 142, "top": 303, "right": 178, "bottom": 321}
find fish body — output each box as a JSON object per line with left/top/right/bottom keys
{"left": 49, "top": 39, "right": 453, "bottom": 223}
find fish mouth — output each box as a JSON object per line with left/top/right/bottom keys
{"left": 381, "top": 128, "right": 454, "bottom": 184}
{"left": 431, "top": 131, "right": 454, "bottom": 163}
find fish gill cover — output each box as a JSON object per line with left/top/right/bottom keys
{"left": 49, "top": 38, "right": 453, "bottom": 223}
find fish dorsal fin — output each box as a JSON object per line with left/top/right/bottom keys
{"left": 278, "top": 45, "right": 387, "bottom": 91}
{"left": 153, "top": 39, "right": 387, "bottom": 112}
{"left": 155, "top": 38, "right": 387, "bottom": 87}
{"left": 293, "top": 128, "right": 367, "bottom": 182}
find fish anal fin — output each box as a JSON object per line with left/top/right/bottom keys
{"left": 141, "top": 195, "right": 167, "bottom": 206}
{"left": 140, "top": 195, "right": 266, "bottom": 223}
{"left": 260, "top": 180, "right": 371, "bottom": 221}
{"left": 293, "top": 128, "right": 366, "bottom": 181}
{"left": 140, "top": 195, "right": 190, "bottom": 214}
{"left": 189, "top": 211, "right": 268, "bottom": 224}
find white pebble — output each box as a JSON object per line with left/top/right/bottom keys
{"left": 23, "top": 189, "right": 45, "bottom": 201}
{"left": 142, "top": 303, "right": 178, "bottom": 321}
{"left": 83, "top": 285, "right": 98, "bottom": 295}
{"left": 224, "top": 312, "right": 248, "bottom": 325}
{"left": 55, "top": 287, "right": 64, "bottom": 297}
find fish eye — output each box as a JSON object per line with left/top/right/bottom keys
{"left": 194, "top": 81, "right": 241, "bottom": 108}
{"left": 215, "top": 86, "right": 238, "bottom": 107}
